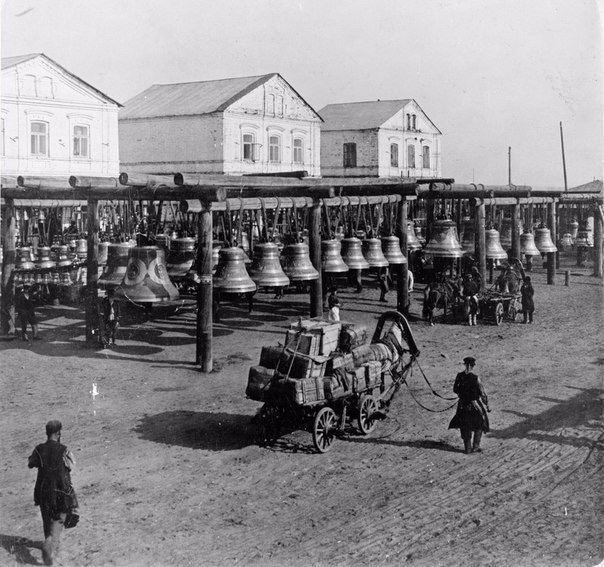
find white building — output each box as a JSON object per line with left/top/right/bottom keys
{"left": 119, "top": 73, "right": 322, "bottom": 176}
{"left": 318, "top": 99, "right": 442, "bottom": 178}
{"left": 1, "top": 53, "right": 120, "bottom": 177}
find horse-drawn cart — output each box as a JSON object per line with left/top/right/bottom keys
{"left": 246, "top": 311, "right": 420, "bottom": 453}
{"left": 477, "top": 289, "right": 522, "bottom": 325}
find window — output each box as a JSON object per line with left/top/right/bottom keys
{"left": 30, "top": 121, "right": 48, "bottom": 156}
{"left": 73, "top": 125, "right": 89, "bottom": 158}
{"left": 243, "top": 133, "right": 256, "bottom": 161}
{"left": 406, "top": 114, "right": 411, "bottom": 130}
{"left": 422, "top": 145, "right": 430, "bottom": 169}
{"left": 39, "top": 77, "right": 54, "bottom": 98}
{"left": 267, "top": 94, "right": 275, "bottom": 115}
{"left": 277, "top": 95, "right": 284, "bottom": 116}
{"left": 407, "top": 144, "right": 415, "bottom": 169}
{"left": 1, "top": 118, "right": 4, "bottom": 156}
{"left": 412, "top": 114, "right": 417, "bottom": 130}
{"left": 390, "top": 143, "right": 399, "bottom": 167}
{"left": 269, "top": 135, "right": 281, "bottom": 163}
{"left": 343, "top": 142, "right": 357, "bottom": 168}
{"left": 23, "top": 74, "right": 37, "bottom": 96}
{"left": 293, "top": 138, "right": 304, "bottom": 164}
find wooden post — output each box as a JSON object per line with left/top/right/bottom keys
{"left": 555, "top": 201, "right": 561, "bottom": 269}
{"left": 426, "top": 197, "right": 434, "bottom": 244}
{"left": 196, "top": 202, "right": 213, "bottom": 372}
{"left": 85, "top": 199, "right": 100, "bottom": 344}
{"left": 475, "top": 200, "right": 487, "bottom": 289}
{"left": 1, "top": 198, "right": 17, "bottom": 335}
{"left": 565, "top": 270, "right": 570, "bottom": 286}
{"left": 511, "top": 200, "right": 521, "bottom": 261}
{"left": 309, "top": 200, "right": 323, "bottom": 318}
{"left": 547, "top": 201, "right": 556, "bottom": 285}
{"left": 594, "top": 206, "right": 603, "bottom": 278}
{"left": 396, "top": 199, "right": 409, "bottom": 315}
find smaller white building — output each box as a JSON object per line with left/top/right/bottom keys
{"left": 119, "top": 73, "right": 322, "bottom": 176}
{"left": 319, "top": 99, "right": 442, "bottom": 178}
{"left": 1, "top": 53, "right": 120, "bottom": 178}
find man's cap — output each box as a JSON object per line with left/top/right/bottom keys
{"left": 45, "top": 420, "right": 62, "bottom": 436}
{"left": 463, "top": 356, "right": 476, "bottom": 365}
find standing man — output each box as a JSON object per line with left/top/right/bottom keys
{"left": 327, "top": 287, "right": 342, "bottom": 322}
{"left": 378, "top": 269, "right": 389, "bottom": 303}
{"left": 448, "top": 357, "right": 491, "bottom": 454}
{"left": 521, "top": 276, "right": 535, "bottom": 324}
{"left": 28, "top": 420, "right": 78, "bottom": 566}
{"left": 100, "top": 288, "right": 121, "bottom": 347}
{"left": 15, "top": 284, "right": 41, "bottom": 341}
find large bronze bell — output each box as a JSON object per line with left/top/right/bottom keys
{"left": 115, "top": 246, "right": 179, "bottom": 303}
{"left": 534, "top": 227, "right": 557, "bottom": 253}
{"left": 321, "top": 239, "right": 349, "bottom": 273}
{"left": 424, "top": 219, "right": 463, "bottom": 258}
{"left": 36, "top": 247, "right": 54, "bottom": 269}
{"left": 485, "top": 228, "right": 508, "bottom": 261}
{"left": 341, "top": 237, "right": 370, "bottom": 270}
{"left": 248, "top": 242, "right": 290, "bottom": 287}
{"left": 166, "top": 237, "right": 196, "bottom": 278}
{"left": 520, "top": 232, "right": 541, "bottom": 257}
{"left": 281, "top": 243, "right": 319, "bottom": 282}
{"left": 99, "top": 242, "right": 134, "bottom": 291}
{"left": 362, "top": 238, "right": 389, "bottom": 268}
{"left": 75, "top": 238, "right": 87, "bottom": 260}
{"left": 213, "top": 247, "right": 257, "bottom": 293}
{"left": 381, "top": 236, "right": 407, "bottom": 265}
{"left": 406, "top": 221, "right": 422, "bottom": 251}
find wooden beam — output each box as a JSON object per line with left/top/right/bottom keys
{"left": 18, "top": 176, "right": 72, "bottom": 189}
{"left": 196, "top": 202, "right": 213, "bottom": 372}
{"left": 309, "top": 201, "right": 323, "bottom": 318}
{"left": 547, "top": 201, "right": 557, "bottom": 285}
{"left": 85, "top": 199, "right": 100, "bottom": 344}
{"left": 119, "top": 173, "right": 181, "bottom": 188}
{"left": 1, "top": 198, "right": 17, "bottom": 335}
{"left": 396, "top": 199, "right": 409, "bottom": 315}
{"left": 512, "top": 201, "right": 521, "bottom": 260}
{"left": 69, "top": 176, "right": 120, "bottom": 189}
{"left": 594, "top": 206, "right": 603, "bottom": 278}
{"left": 475, "top": 201, "right": 487, "bottom": 289}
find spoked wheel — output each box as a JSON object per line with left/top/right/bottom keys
{"left": 255, "top": 403, "right": 283, "bottom": 446}
{"left": 507, "top": 301, "right": 518, "bottom": 322}
{"left": 494, "top": 302, "right": 504, "bottom": 325}
{"left": 357, "top": 395, "right": 379, "bottom": 435}
{"left": 313, "top": 407, "right": 338, "bottom": 453}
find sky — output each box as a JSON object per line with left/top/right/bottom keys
{"left": 2, "top": 0, "right": 602, "bottom": 187}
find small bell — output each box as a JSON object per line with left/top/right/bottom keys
{"left": 485, "top": 228, "right": 508, "bottom": 261}
{"left": 575, "top": 224, "right": 593, "bottom": 248}
{"left": 341, "top": 237, "right": 370, "bottom": 270}
{"left": 381, "top": 236, "right": 407, "bottom": 265}
{"left": 406, "top": 221, "right": 422, "bottom": 252}
{"left": 321, "top": 239, "right": 349, "bottom": 273}
{"left": 17, "top": 247, "right": 35, "bottom": 271}
{"left": 423, "top": 219, "right": 463, "bottom": 258}
{"left": 460, "top": 217, "right": 475, "bottom": 254}
{"left": 534, "top": 227, "right": 557, "bottom": 253}
{"left": 520, "top": 232, "right": 541, "bottom": 257}
{"left": 213, "top": 247, "right": 256, "bottom": 293}
{"left": 75, "top": 238, "right": 88, "bottom": 260}
{"left": 281, "top": 243, "right": 319, "bottom": 282}
{"left": 99, "top": 242, "right": 134, "bottom": 291}
{"left": 569, "top": 219, "right": 579, "bottom": 239}
{"left": 248, "top": 242, "right": 290, "bottom": 288}
{"left": 362, "top": 238, "right": 389, "bottom": 268}
{"left": 56, "top": 245, "right": 73, "bottom": 267}
{"left": 166, "top": 237, "right": 196, "bottom": 278}
{"left": 36, "top": 247, "right": 55, "bottom": 269}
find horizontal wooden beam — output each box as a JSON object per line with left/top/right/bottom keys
{"left": 18, "top": 176, "right": 72, "bottom": 189}
{"left": 118, "top": 173, "right": 178, "bottom": 188}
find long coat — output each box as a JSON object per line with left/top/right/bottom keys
{"left": 448, "top": 371, "right": 490, "bottom": 432}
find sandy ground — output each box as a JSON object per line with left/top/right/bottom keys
{"left": 0, "top": 253, "right": 602, "bottom": 567}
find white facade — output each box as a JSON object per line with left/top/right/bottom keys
{"left": 320, "top": 100, "right": 442, "bottom": 178}
{"left": 1, "top": 54, "right": 120, "bottom": 178}
{"left": 119, "top": 74, "right": 322, "bottom": 176}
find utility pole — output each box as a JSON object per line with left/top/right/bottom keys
{"left": 508, "top": 146, "right": 512, "bottom": 186}
{"left": 560, "top": 122, "right": 568, "bottom": 192}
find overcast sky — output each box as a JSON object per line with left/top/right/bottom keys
{"left": 2, "top": 0, "right": 601, "bottom": 187}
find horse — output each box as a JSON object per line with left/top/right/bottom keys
{"left": 422, "top": 277, "right": 463, "bottom": 325}
{"left": 495, "top": 258, "right": 525, "bottom": 293}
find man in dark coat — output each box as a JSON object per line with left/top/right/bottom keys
{"left": 521, "top": 276, "right": 535, "bottom": 324}
{"left": 28, "top": 420, "right": 78, "bottom": 566}
{"left": 448, "top": 357, "right": 491, "bottom": 454}
{"left": 15, "top": 285, "right": 40, "bottom": 341}
{"left": 100, "top": 288, "right": 121, "bottom": 347}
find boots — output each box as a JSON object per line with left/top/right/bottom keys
{"left": 471, "top": 314, "right": 477, "bottom": 326}
{"left": 472, "top": 430, "right": 483, "bottom": 452}
{"left": 463, "top": 439, "right": 472, "bottom": 454}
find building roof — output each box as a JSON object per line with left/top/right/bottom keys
{"left": 120, "top": 73, "right": 321, "bottom": 121}
{"left": 319, "top": 100, "right": 411, "bottom": 131}
{"left": 1, "top": 52, "right": 121, "bottom": 106}
{"left": 568, "top": 179, "right": 602, "bottom": 194}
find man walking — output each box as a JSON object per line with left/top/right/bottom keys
{"left": 28, "top": 420, "right": 78, "bottom": 566}
{"left": 100, "top": 288, "right": 121, "bottom": 347}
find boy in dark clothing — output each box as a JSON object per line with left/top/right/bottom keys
{"left": 521, "top": 276, "right": 535, "bottom": 323}
{"left": 16, "top": 285, "right": 40, "bottom": 340}
{"left": 100, "top": 288, "right": 121, "bottom": 347}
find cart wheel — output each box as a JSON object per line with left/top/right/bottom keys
{"left": 507, "top": 302, "right": 518, "bottom": 321}
{"left": 256, "top": 404, "right": 282, "bottom": 446}
{"left": 313, "top": 407, "right": 337, "bottom": 453}
{"left": 357, "top": 395, "right": 378, "bottom": 435}
{"left": 494, "top": 302, "right": 504, "bottom": 325}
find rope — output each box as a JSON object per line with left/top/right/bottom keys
{"left": 413, "top": 358, "right": 458, "bottom": 401}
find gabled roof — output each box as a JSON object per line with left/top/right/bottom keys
{"left": 318, "top": 99, "right": 441, "bottom": 133}
{"left": 1, "top": 52, "right": 121, "bottom": 106}
{"left": 119, "top": 73, "right": 321, "bottom": 121}
{"left": 568, "top": 179, "right": 602, "bottom": 193}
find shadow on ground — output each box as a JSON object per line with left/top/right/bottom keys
{"left": 0, "top": 535, "right": 41, "bottom": 566}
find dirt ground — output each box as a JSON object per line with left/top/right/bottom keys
{"left": 0, "top": 253, "right": 602, "bottom": 567}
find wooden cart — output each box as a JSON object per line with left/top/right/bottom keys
{"left": 249, "top": 311, "right": 420, "bottom": 453}
{"left": 478, "top": 290, "right": 522, "bottom": 325}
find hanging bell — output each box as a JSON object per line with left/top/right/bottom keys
{"left": 362, "top": 238, "right": 389, "bottom": 268}
{"left": 154, "top": 234, "right": 170, "bottom": 253}
{"left": 406, "top": 221, "right": 422, "bottom": 251}
{"left": 534, "top": 227, "right": 557, "bottom": 253}
{"left": 56, "top": 245, "right": 73, "bottom": 267}
{"left": 115, "top": 246, "right": 179, "bottom": 303}
{"left": 520, "top": 232, "right": 541, "bottom": 257}
{"left": 240, "top": 232, "right": 251, "bottom": 254}
{"left": 36, "top": 247, "right": 55, "bottom": 269}
{"left": 41, "top": 271, "right": 52, "bottom": 285}
{"left": 281, "top": 243, "right": 319, "bottom": 282}
{"left": 499, "top": 218, "right": 512, "bottom": 249}
{"left": 248, "top": 242, "right": 290, "bottom": 287}
{"left": 166, "top": 237, "right": 196, "bottom": 278}
{"left": 415, "top": 222, "right": 426, "bottom": 245}
{"left": 321, "top": 239, "right": 349, "bottom": 273}
{"left": 75, "top": 238, "right": 88, "bottom": 260}
{"left": 560, "top": 233, "right": 574, "bottom": 248}
{"left": 460, "top": 217, "right": 475, "bottom": 253}
{"left": 99, "top": 242, "right": 134, "bottom": 291}
{"left": 212, "top": 241, "right": 222, "bottom": 269}
{"left": 569, "top": 219, "right": 579, "bottom": 239}
{"left": 341, "top": 237, "right": 370, "bottom": 270}
{"left": 381, "top": 236, "right": 407, "bottom": 265}
{"left": 575, "top": 224, "right": 593, "bottom": 248}
{"left": 485, "top": 228, "right": 508, "bottom": 261}
{"left": 98, "top": 242, "right": 109, "bottom": 267}
{"left": 423, "top": 219, "right": 463, "bottom": 258}
{"left": 17, "top": 247, "right": 35, "bottom": 270}
{"left": 213, "top": 247, "right": 257, "bottom": 293}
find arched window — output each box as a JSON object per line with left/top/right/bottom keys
{"left": 277, "top": 95, "right": 284, "bottom": 117}
{"left": 39, "top": 77, "right": 54, "bottom": 98}
{"left": 30, "top": 121, "right": 48, "bottom": 156}
{"left": 73, "top": 125, "right": 90, "bottom": 157}
{"left": 422, "top": 145, "right": 430, "bottom": 169}
{"left": 407, "top": 144, "right": 415, "bottom": 169}
{"left": 269, "top": 135, "right": 281, "bottom": 163}
{"left": 390, "top": 143, "right": 399, "bottom": 167}
{"left": 23, "top": 74, "right": 37, "bottom": 96}
{"left": 267, "top": 94, "right": 276, "bottom": 116}
{"left": 412, "top": 114, "right": 417, "bottom": 130}
{"left": 242, "top": 132, "right": 256, "bottom": 161}
{"left": 293, "top": 138, "right": 304, "bottom": 164}
{"left": 406, "top": 114, "right": 411, "bottom": 130}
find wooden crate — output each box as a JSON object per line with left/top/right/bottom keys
{"left": 284, "top": 330, "right": 321, "bottom": 356}
{"left": 275, "top": 376, "right": 325, "bottom": 405}
{"left": 245, "top": 365, "right": 274, "bottom": 402}
{"left": 277, "top": 352, "right": 328, "bottom": 380}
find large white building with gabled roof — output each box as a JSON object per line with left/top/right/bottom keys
{"left": 1, "top": 53, "right": 120, "bottom": 177}
{"left": 119, "top": 73, "right": 322, "bottom": 176}
{"left": 319, "top": 99, "right": 442, "bottom": 178}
